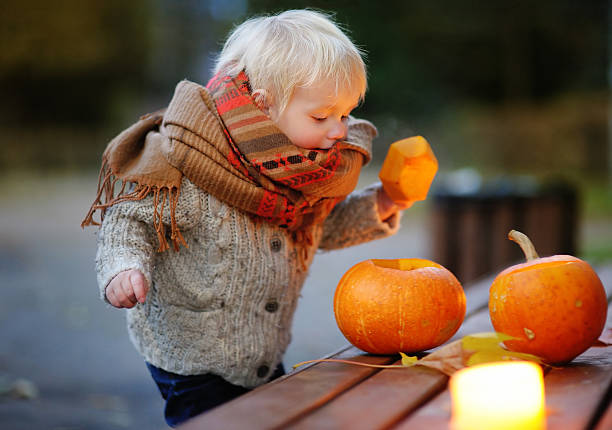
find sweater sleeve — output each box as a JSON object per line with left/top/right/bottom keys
{"left": 95, "top": 177, "right": 202, "bottom": 303}
{"left": 318, "top": 182, "right": 401, "bottom": 251}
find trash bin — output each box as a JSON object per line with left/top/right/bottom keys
{"left": 430, "top": 173, "right": 578, "bottom": 285}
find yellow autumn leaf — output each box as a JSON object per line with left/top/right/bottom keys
{"left": 462, "top": 332, "right": 544, "bottom": 367}
{"left": 399, "top": 352, "right": 418, "bottom": 366}
{"left": 461, "top": 332, "right": 515, "bottom": 351}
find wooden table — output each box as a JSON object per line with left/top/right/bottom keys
{"left": 181, "top": 265, "right": 612, "bottom": 430}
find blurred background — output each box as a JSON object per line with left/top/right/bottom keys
{"left": 1, "top": 0, "right": 610, "bottom": 428}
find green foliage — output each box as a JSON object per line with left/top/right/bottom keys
{"left": 247, "top": 0, "right": 608, "bottom": 119}
{"left": 583, "top": 180, "right": 612, "bottom": 217}
{"left": 0, "top": 0, "right": 153, "bottom": 126}
{"left": 0, "top": 0, "right": 609, "bottom": 178}
{"left": 0, "top": 0, "right": 151, "bottom": 75}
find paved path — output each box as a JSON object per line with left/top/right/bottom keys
{"left": 0, "top": 171, "right": 429, "bottom": 429}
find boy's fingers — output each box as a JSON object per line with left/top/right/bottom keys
{"left": 117, "top": 289, "right": 136, "bottom": 308}
{"left": 113, "top": 286, "right": 129, "bottom": 307}
{"left": 130, "top": 271, "right": 149, "bottom": 303}
{"left": 119, "top": 275, "right": 138, "bottom": 304}
{"left": 106, "top": 288, "right": 122, "bottom": 308}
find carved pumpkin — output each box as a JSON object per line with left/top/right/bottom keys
{"left": 378, "top": 136, "right": 438, "bottom": 204}
{"left": 334, "top": 258, "right": 466, "bottom": 354}
{"left": 489, "top": 230, "right": 607, "bottom": 364}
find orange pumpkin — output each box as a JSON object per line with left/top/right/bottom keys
{"left": 334, "top": 258, "right": 466, "bottom": 354}
{"left": 489, "top": 230, "right": 607, "bottom": 364}
{"left": 378, "top": 136, "right": 438, "bottom": 204}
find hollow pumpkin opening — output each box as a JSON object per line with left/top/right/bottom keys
{"left": 371, "top": 258, "right": 441, "bottom": 271}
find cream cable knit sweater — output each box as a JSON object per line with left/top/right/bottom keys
{"left": 96, "top": 178, "right": 400, "bottom": 388}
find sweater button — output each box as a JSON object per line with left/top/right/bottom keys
{"left": 270, "top": 237, "right": 282, "bottom": 252}
{"left": 265, "top": 300, "right": 279, "bottom": 313}
{"left": 257, "top": 365, "right": 270, "bottom": 378}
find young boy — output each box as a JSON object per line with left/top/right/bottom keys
{"left": 83, "top": 9, "right": 407, "bottom": 427}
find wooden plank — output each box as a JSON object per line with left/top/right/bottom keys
{"left": 392, "top": 388, "right": 451, "bottom": 430}
{"left": 442, "top": 273, "right": 496, "bottom": 345}
{"left": 594, "top": 402, "right": 612, "bottom": 430}
{"left": 543, "top": 295, "right": 611, "bottom": 430}
{"left": 544, "top": 343, "right": 612, "bottom": 430}
{"left": 287, "top": 363, "right": 447, "bottom": 430}
{"left": 462, "top": 273, "right": 497, "bottom": 317}
{"left": 179, "top": 347, "right": 395, "bottom": 430}
{"left": 453, "top": 306, "right": 494, "bottom": 339}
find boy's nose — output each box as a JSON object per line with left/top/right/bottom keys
{"left": 328, "top": 121, "right": 347, "bottom": 141}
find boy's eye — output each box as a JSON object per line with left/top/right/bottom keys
{"left": 312, "top": 116, "right": 327, "bottom": 122}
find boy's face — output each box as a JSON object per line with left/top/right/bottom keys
{"left": 268, "top": 81, "right": 360, "bottom": 150}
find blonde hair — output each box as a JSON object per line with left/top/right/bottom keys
{"left": 213, "top": 9, "right": 367, "bottom": 114}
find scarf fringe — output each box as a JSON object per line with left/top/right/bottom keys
{"left": 81, "top": 158, "right": 187, "bottom": 252}
{"left": 292, "top": 229, "right": 315, "bottom": 271}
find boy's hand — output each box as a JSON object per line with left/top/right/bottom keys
{"left": 105, "top": 269, "right": 149, "bottom": 308}
{"left": 377, "top": 186, "right": 413, "bottom": 221}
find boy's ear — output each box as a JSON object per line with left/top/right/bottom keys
{"left": 252, "top": 89, "right": 272, "bottom": 116}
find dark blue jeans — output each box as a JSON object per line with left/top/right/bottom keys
{"left": 146, "top": 362, "right": 285, "bottom": 427}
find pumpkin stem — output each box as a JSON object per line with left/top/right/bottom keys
{"left": 508, "top": 230, "right": 539, "bottom": 261}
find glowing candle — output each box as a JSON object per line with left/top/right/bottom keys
{"left": 450, "top": 361, "right": 546, "bottom": 430}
